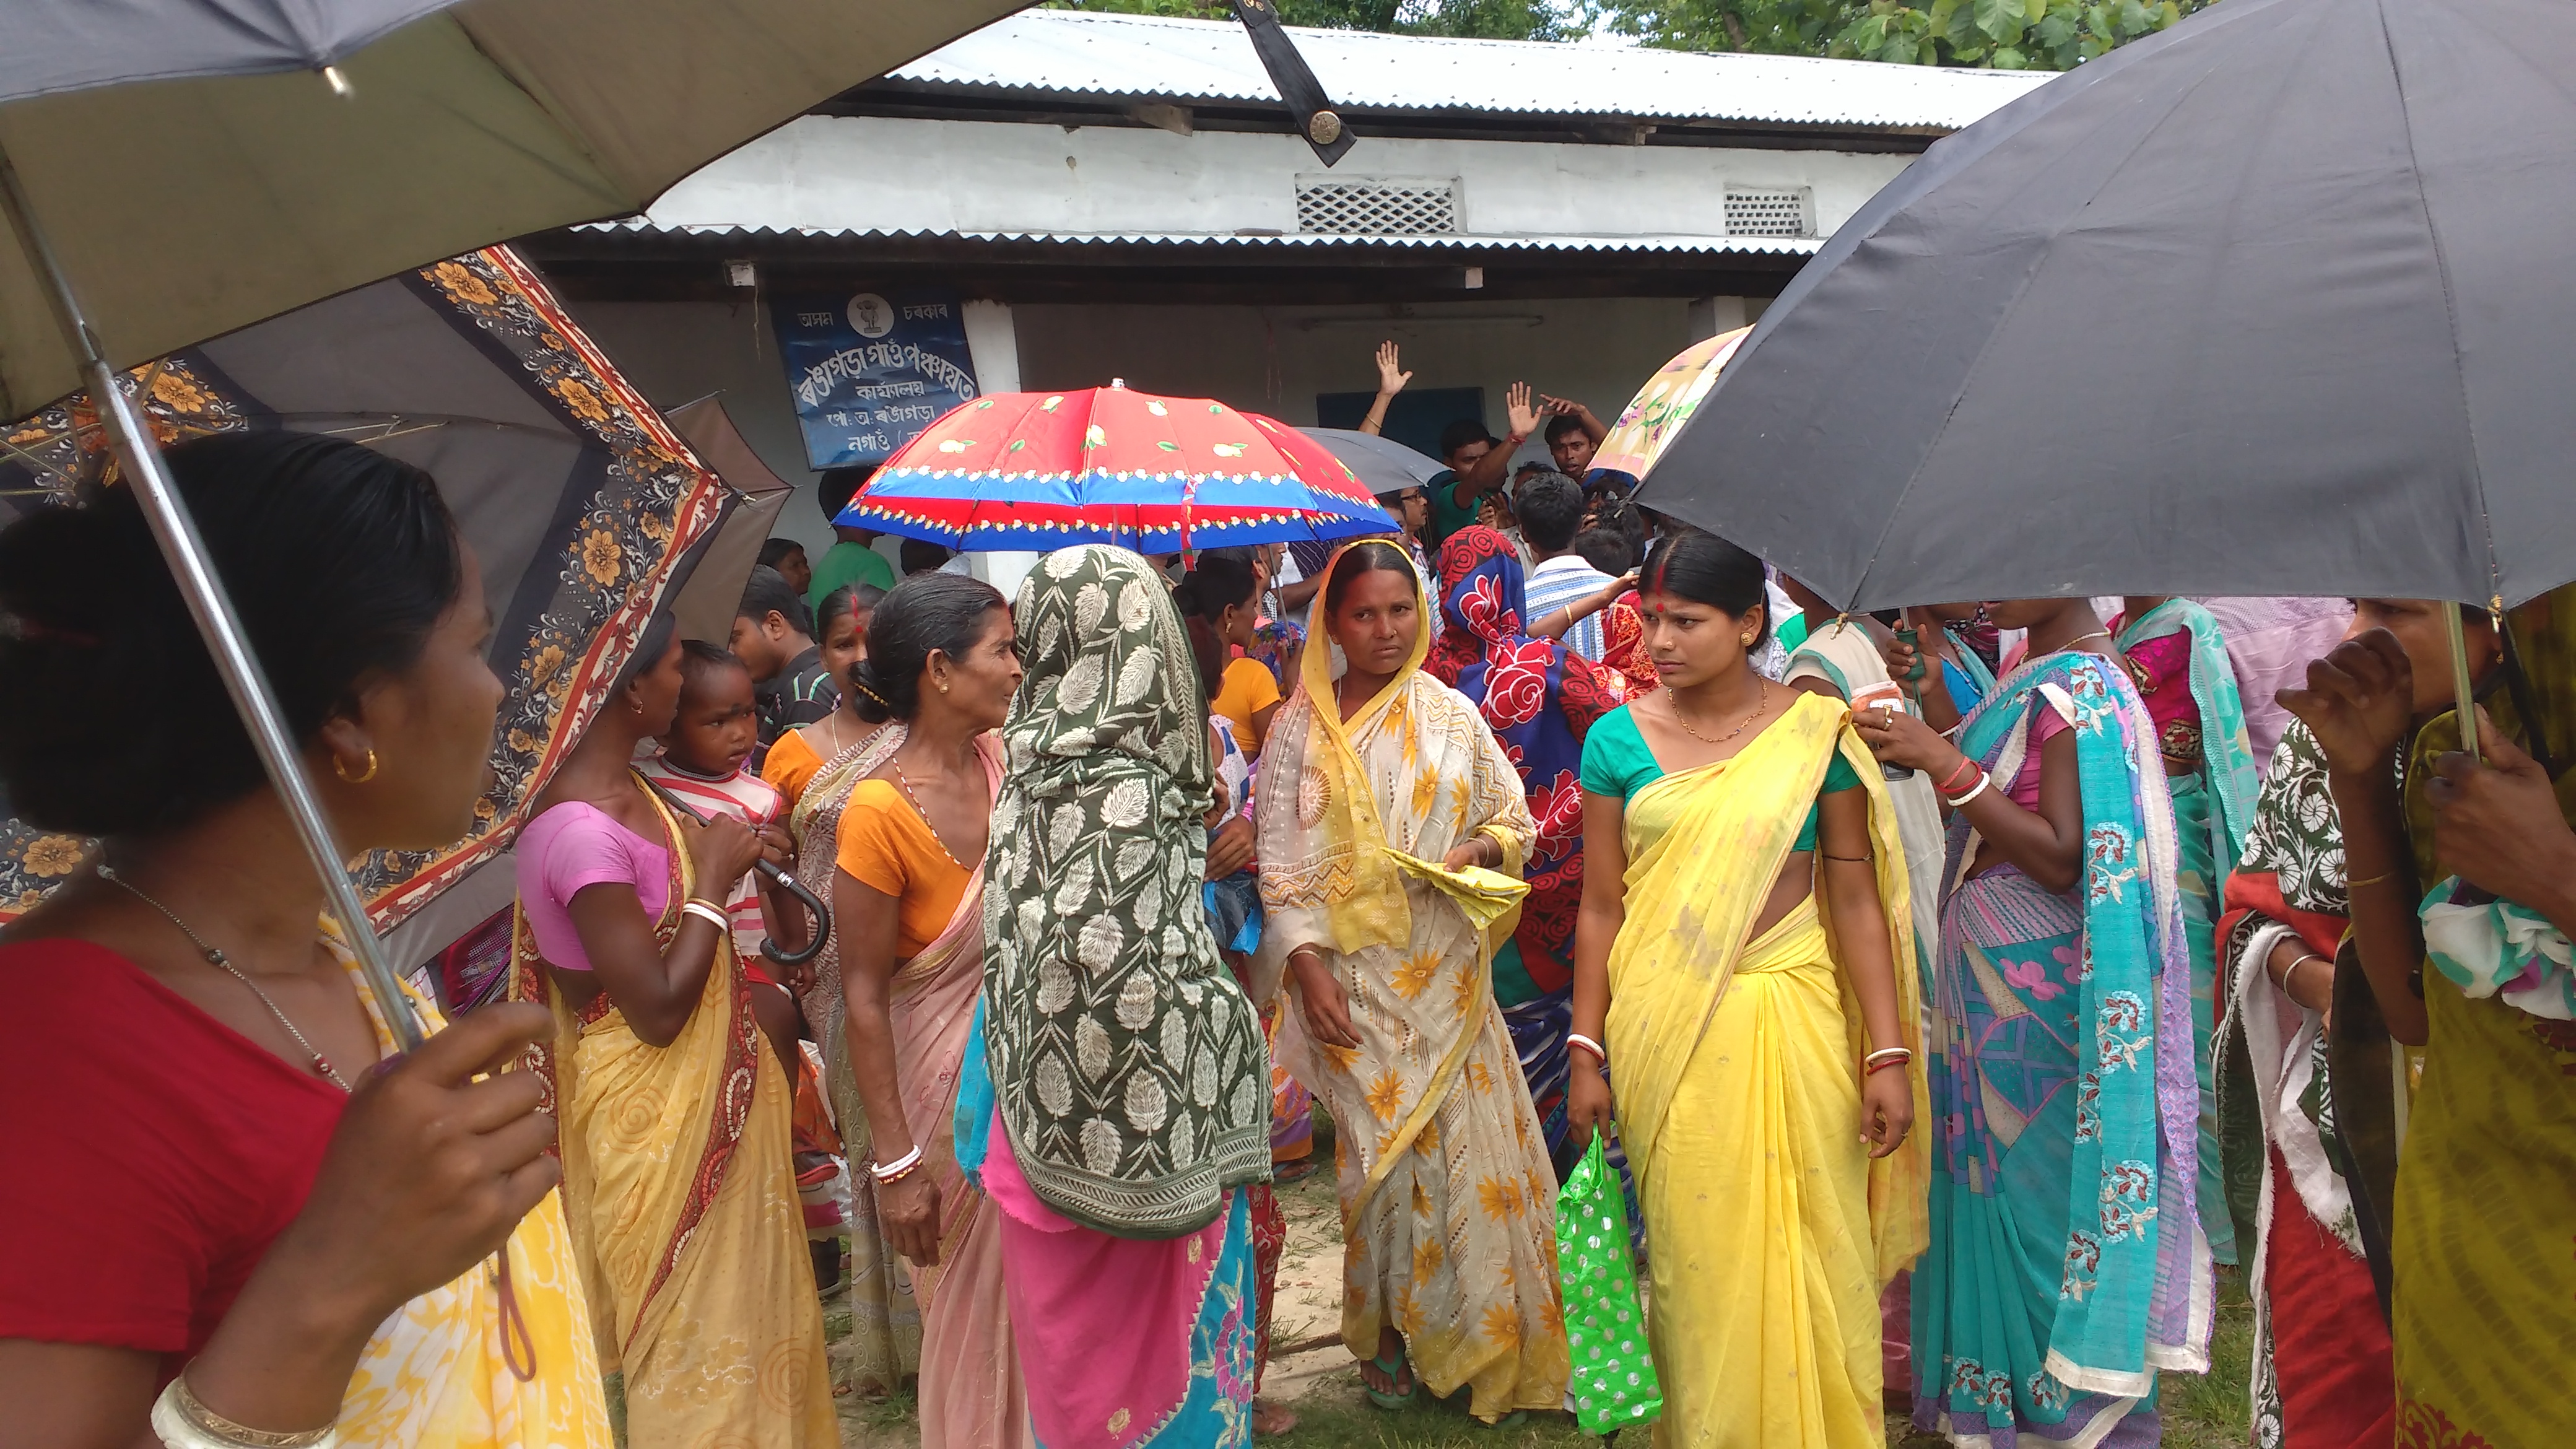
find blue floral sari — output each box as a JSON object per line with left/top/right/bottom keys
{"left": 1912, "top": 651, "right": 2212, "bottom": 1446}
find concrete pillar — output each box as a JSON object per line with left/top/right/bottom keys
{"left": 959, "top": 300, "right": 1042, "bottom": 603}
{"left": 1685, "top": 295, "right": 1750, "bottom": 342}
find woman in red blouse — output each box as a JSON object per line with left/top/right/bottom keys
{"left": 0, "top": 432, "right": 604, "bottom": 1447}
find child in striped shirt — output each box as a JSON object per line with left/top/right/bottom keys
{"left": 637, "top": 639, "right": 804, "bottom": 1077}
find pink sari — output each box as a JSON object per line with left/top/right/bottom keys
{"left": 883, "top": 736, "right": 1027, "bottom": 1449}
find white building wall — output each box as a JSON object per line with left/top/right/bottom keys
{"left": 642, "top": 115, "right": 1914, "bottom": 243}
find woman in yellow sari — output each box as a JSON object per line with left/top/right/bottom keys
{"left": 1566, "top": 532, "right": 1928, "bottom": 1448}
{"left": 2283, "top": 587, "right": 2576, "bottom": 1446}
{"left": 512, "top": 617, "right": 838, "bottom": 1447}
{"left": 1255, "top": 539, "right": 1569, "bottom": 1425}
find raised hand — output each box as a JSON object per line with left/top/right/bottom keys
{"left": 1505, "top": 381, "right": 1543, "bottom": 439}
{"left": 1374, "top": 340, "right": 1412, "bottom": 396}
{"left": 2278, "top": 630, "right": 2417, "bottom": 777}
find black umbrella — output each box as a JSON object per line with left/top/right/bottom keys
{"left": 1641, "top": 0, "right": 2576, "bottom": 617}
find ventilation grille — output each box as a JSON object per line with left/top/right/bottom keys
{"left": 1295, "top": 176, "right": 1460, "bottom": 235}
{"left": 1724, "top": 187, "right": 1813, "bottom": 238}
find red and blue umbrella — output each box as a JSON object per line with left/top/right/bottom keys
{"left": 838, "top": 383, "right": 1396, "bottom": 552}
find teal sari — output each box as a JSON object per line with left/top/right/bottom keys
{"left": 1912, "top": 650, "right": 2213, "bottom": 1446}
{"left": 2115, "top": 599, "right": 2260, "bottom": 1268}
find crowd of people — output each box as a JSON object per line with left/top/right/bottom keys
{"left": 6, "top": 383, "right": 2576, "bottom": 1449}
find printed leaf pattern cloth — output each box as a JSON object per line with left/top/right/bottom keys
{"left": 1255, "top": 544, "right": 1566, "bottom": 1424}
{"left": 985, "top": 545, "right": 1269, "bottom": 1238}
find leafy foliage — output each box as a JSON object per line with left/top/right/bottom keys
{"left": 1045, "top": 0, "right": 2209, "bottom": 69}
{"left": 1045, "top": 0, "right": 1588, "bottom": 41}
{"left": 1593, "top": 0, "right": 2207, "bottom": 67}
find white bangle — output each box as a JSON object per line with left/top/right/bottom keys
{"left": 870, "top": 1144, "right": 925, "bottom": 1182}
{"left": 680, "top": 899, "right": 731, "bottom": 932}
{"left": 152, "top": 1374, "right": 339, "bottom": 1449}
{"left": 1566, "top": 1032, "right": 1607, "bottom": 1065}
{"left": 1944, "top": 773, "right": 1993, "bottom": 808}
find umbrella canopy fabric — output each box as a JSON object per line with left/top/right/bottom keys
{"left": 1640, "top": 0, "right": 2576, "bottom": 612}
{"left": 843, "top": 386, "right": 1398, "bottom": 552}
{"left": 664, "top": 394, "right": 793, "bottom": 648}
{"left": 1300, "top": 426, "right": 1447, "bottom": 497}
{"left": 1592, "top": 326, "right": 1749, "bottom": 482}
{"left": 0, "top": 0, "right": 1025, "bottom": 419}
{"left": 0, "top": 246, "right": 731, "bottom": 926}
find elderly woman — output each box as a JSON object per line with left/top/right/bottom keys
{"left": 971, "top": 544, "right": 1272, "bottom": 1447}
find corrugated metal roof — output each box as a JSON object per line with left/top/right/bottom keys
{"left": 889, "top": 11, "right": 2051, "bottom": 131}
{"left": 577, "top": 220, "right": 1824, "bottom": 256}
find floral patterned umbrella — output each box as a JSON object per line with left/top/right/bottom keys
{"left": 0, "top": 246, "right": 732, "bottom": 943}
{"left": 839, "top": 383, "right": 1394, "bottom": 552}
{"left": 1590, "top": 326, "right": 1752, "bottom": 482}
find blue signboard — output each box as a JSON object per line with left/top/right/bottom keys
{"left": 771, "top": 288, "right": 980, "bottom": 469}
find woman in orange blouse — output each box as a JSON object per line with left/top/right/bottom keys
{"left": 828, "top": 573, "right": 1026, "bottom": 1449}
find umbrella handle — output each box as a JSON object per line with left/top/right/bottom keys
{"left": 754, "top": 861, "right": 830, "bottom": 968}
{"left": 635, "top": 778, "right": 831, "bottom": 968}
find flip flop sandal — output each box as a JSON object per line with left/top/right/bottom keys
{"left": 1363, "top": 1348, "right": 1417, "bottom": 1411}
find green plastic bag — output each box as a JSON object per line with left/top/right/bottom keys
{"left": 1556, "top": 1133, "right": 1663, "bottom": 1435}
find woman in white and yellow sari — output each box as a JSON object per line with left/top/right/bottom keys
{"left": 1567, "top": 533, "right": 1929, "bottom": 1448}
{"left": 1255, "top": 539, "right": 1569, "bottom": 1425}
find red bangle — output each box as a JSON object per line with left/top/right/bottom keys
{"left": 1865, "top": 1056, "right": 1911, "bottom": 1076}
{"left": 1936, "top": 756, "right": 1979, "bottom": 793}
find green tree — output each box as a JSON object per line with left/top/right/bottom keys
{"left": 1045, "top": 0, "right": 1588, "bottom": 42}
{"left": 1592, "top": 0, "right": 2203, "bottom": 67}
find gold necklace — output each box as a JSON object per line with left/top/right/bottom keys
{"left": 96, "top": 864, "right": 352, "bottom": 1090}
{"left": 890, "top": 756, "right": 971, "bottom": 869}
{"left": 1668, "top": 679, "right": 1767, "bottom": 748}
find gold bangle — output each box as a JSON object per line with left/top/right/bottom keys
{"left": 2346, "top": 867, "right": 2401, "bottom": 890}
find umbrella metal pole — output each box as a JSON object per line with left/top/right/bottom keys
{"left": 0, "top": 146, "right": 425, "bottom": 1052}
{"left": 2445, "top": 604, "right": 2481, "bottom": 767}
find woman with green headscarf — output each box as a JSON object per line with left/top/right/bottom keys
{"left": 965, "top": 544, "right": 1274, "bottom": 1447}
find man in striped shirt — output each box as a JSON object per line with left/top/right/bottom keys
{"left": 1516, "top": 471, "right": 1623, "bottom": 661}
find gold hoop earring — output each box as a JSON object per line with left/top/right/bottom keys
{"left": 334, "top": 748, "right": 379, "bottom": 784}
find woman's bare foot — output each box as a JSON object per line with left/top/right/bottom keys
{"left": 1251, "top": 1398, "right": 1299, "bottom": 1435}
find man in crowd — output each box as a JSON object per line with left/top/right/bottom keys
{"left": 806, "top": 466, "right": 897, "bottom": 613}
{"left": 731, "top": 564, "right": 837, "bottom": 759}
{"left": 1518, "top": 471, "right": 1621, "bottom": 661}
{"left": 1542, "top": 398, "right": 1609, "bottom": 479}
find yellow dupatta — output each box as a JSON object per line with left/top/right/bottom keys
{"left": 1603, "top": 693, "right": 1931, "bottom": 1283}
{"left": 1291, "top": 542, "right": 1438, "bottom": 956}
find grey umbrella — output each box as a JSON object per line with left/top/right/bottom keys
{"left": 0, "top": 0, "right": 1019, "bottom": 1046}
{"left": 1640, "top": 0, "right": 2576, "bottom": 616}
{"left": 1302, "top": 427, "right": 1447, "bottom": 496}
